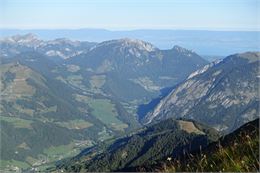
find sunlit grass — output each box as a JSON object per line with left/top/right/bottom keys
{"left": 161, "top": 124, "right": 259, "bottom": 172}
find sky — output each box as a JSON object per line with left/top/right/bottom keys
{"left": 0, "top": 0, "right": 259, "bottom": 31}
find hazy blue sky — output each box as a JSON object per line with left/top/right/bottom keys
{"left": 0, "top": 0, "right": 259, "bottom": 31}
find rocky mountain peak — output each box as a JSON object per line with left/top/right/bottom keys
{"left": 1, "top": 33, "right": 42, "bottom": 48}
{"left": 47, "top": 38, "right": 81, "bottom": 46}
{"left": 8, "top": 33, "right": 39, "bottom": 43}
{"left": 171, "top": 45, "right": 197, "bottom": 57}
{"left": 119, "top": 38, "right": 157, "bottom": 52}
{"left": 236, "top": 52, "right": 260, "bottom": 62}
{"left": 92, "top": 38, "right": 157, "bottom": 53}
{"left": 172, "top": 45, "right": 192, "bottom": 52}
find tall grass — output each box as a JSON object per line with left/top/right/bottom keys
{"left": 162, "top": 124, "right": 259, "bottom": 172}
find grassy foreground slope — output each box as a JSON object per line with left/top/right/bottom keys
{"left": 129, "top": 118, "right": 259, "bottom": 172}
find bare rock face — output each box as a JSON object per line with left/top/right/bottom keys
{"left": 143, "top": 52, "right": 260, "bottom": 133}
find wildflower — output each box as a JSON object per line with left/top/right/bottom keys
{"left": 167, "top": 157, "right": 172, "bottom": 161}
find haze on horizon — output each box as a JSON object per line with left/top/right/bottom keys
{"left": 0, "top": 0, "right": 259, "bottom": 31}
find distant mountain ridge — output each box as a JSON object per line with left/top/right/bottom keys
{"left": 1, "top": 29, "right": 259, "bottom": 56}
{"left": 0, "top": 33, "right": 97, "bottom": 60}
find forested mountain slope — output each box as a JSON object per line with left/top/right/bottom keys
{"left": 128, "top": 118, "right": 259, "bottom": 172}
{"left": 57, "top": 119, "right": 219, "bottom": 172}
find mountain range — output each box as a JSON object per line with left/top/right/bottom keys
{"left": 0, "top": 34, "right": 258, "bottom": 172}
{"left": 53, "top": 51, "right": 259, "bottom": 172}
{"left": 51, "top": 52, "right": 260, "bottom": 172}
{"left": 0, "top": 33, "right": 96, "bottom": 61}
{"left": 0, "top": 34, "right": 208, "bottom": 171}
{"left": 1, "top": 29, "right": 259, "bottom": 56}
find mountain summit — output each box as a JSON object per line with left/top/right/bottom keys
{"left": 0, "top": 34, "right": 96, "bottom": 59}
{"left": 2, "top": 33, "right": 41, "bottom": 46}
{"left": 92, "top": 38, "right": 157, "bottom": 53}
